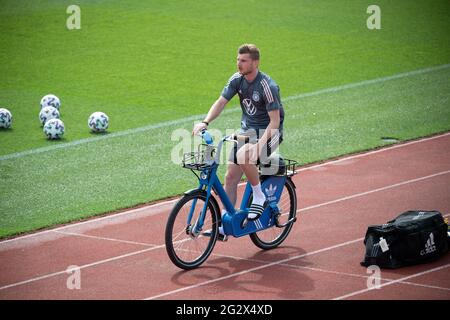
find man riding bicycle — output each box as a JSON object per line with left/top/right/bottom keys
{"left": 192, "top": 44, "right": 285, "bottom": 228}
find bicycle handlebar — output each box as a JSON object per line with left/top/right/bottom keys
{"left": 200, "top": 130, "right": 250, "bottom": 145}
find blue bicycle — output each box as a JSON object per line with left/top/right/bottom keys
{"left": 165, "top": 130, "right": 298, "bottom": 270}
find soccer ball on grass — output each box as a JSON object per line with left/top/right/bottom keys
{"left": 0, "top": 108, "right": 12, "bottom": 128}
{"left": 39, "top": 106, "right": 60, "bottom": 126}
{"left": 88, "top": 112, "right": 109, "bottom": 132}
{"left": 40, "top": 94, "right": 61, "bottom": 111}
{"left": 43, "top": 118, "right": 65, "bottom": 139}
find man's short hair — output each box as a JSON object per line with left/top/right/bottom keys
{"left": 238, "top": 44, "right": 260, "bottom": 61}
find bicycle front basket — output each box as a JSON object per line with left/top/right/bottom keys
{"left": 182, "top": 144, "right": 216, "bottom": 171}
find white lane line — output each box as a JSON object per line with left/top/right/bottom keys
{"left": 0, "top": 246, "right": 163, "bottom": 291}
{"left": 43, "top": 228, "right": 450, "bottom": 293}
{"left": 0, "top": 198, "right": 178, "bottom": 245}
{"left": 333, "top": 264, "right": 450, "bottom": 300}
{"left": 296, "top": 132, "right": 450, "bottom": 172}
{"left": 298, "top": 170, "right": 450, "bottom": 213}
{"left": 144, "top": 211, "right": 450, "bottom": 300}
{"left": 1, "top": 204, "right": 448, "bottom": 295}
{"left": 0, "top": 240, "right": 363, "bottom": 293}
{"left": 52, "top": 230, "right": 154, "bottom": 247}
{"left": 0, "top": 237, "right": 193, "bottom": 291}
{"left": 143, "top": 238, "right": 364, "bottom": 300}
{"left": 208, "top": 252, "right": 450, "bottom": 292}
{"left": 0, "top": 114, "right": 207, "bottom": 161}
{"left": 2, "top": 132, "right": 449, "bottom": 245}
{"left": 283, "top": 265, "right": 450, "bottom": 292}
{"left": 1, "top": 63, "right": 449, "bottom": 162}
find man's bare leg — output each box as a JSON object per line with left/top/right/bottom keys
{"left": 224, "top": 162, "right": 243, "bottom": 208}
{"left": 237, "top": 144, "right": 266, "bottom": 219}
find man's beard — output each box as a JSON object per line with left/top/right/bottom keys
{"left": 239, "top": 68, "right": 252, "bottom": 76}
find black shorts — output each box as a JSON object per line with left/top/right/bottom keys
{"left": 228, "top": 132, "right": 283, "bottom": 165}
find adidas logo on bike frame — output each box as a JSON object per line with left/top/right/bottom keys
{"left": 265, "top": 184, "right": 277, "bottom": 202}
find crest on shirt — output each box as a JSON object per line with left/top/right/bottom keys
{"left": 252, "top": 91, "right": 260, "bottom": 102}
{"left": 243, "top": 99, "right": 257, "bottom": 116}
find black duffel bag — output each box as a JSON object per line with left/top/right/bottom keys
{"left": 361, "top": 210, "right": 449, "bottom": 268}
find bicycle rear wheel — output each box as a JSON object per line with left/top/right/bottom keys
{"left": 165, "top": 192, "right": 220, "bottom": 270}
{"left": 249, "top": 178, "right": 297, "bottom": 249}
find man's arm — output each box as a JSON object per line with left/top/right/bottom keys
{"left": 192, "top": 96, "right": 229, "bottom": 135}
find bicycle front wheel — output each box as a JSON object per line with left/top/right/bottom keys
{"left": 165, "top": 192, "right": 220, "bottom": 270}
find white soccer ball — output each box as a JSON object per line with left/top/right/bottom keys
{"left": 40, "top": 94, "right": 61, "bottom": 110}
{"left": 0, "top": 108, "right": 13, "bottom": 128}
{"left": 39, "top": 106, "right": 60, "bottom": 126}
{"left": 43, "top": 118, "right": 65, "bottom": 139}
{"left": 88, "top": 112, "right": 109, "bottom": 132}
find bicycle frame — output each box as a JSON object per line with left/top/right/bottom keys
{"left": 188, "top": 135, "right": 288, "bottom": 238}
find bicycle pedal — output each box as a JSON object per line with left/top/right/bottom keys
{"left": 202, "top": 231, "right": 228, "bottom": 242}
{"left": 217, "top": 233, "right": 228, "bottom": 242}
{"left": 275, "top": 215, "right": 297, "bottom": 228}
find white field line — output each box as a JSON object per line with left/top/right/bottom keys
{"left": 1, "top": 132, "right": 449, "bottom": 245}
{"left": 1, "top": 63, "right": 449, "bottom": 162}
{"left": 283, "top": 63, "right": 450, "bottom": 102}
{"left": 333, "top": 264, "right": 450, "bottom": 300}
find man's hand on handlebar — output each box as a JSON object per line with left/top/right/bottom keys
{"left": 192, "top": 122, "right": 208, "bottom": 136}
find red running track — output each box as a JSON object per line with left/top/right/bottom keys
{"left": 0, "top": 133, "right": 449, "bottom": 300}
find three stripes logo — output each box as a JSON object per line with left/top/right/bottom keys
{"left": 371, "top": 243, "right": 381, "bottom": 257}
{"left": 420, "top": 233, "right": 436, "bottom": 256}
{"left": 253, "top": 219, "right": 264, "bottom": 230}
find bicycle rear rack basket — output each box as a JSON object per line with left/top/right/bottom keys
{"left": 259, "top": 158, "right": 298, "bottom": 176}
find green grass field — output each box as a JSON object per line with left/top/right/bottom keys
{"left": 1, "top": 0, "right": 449, "bottom": 238}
